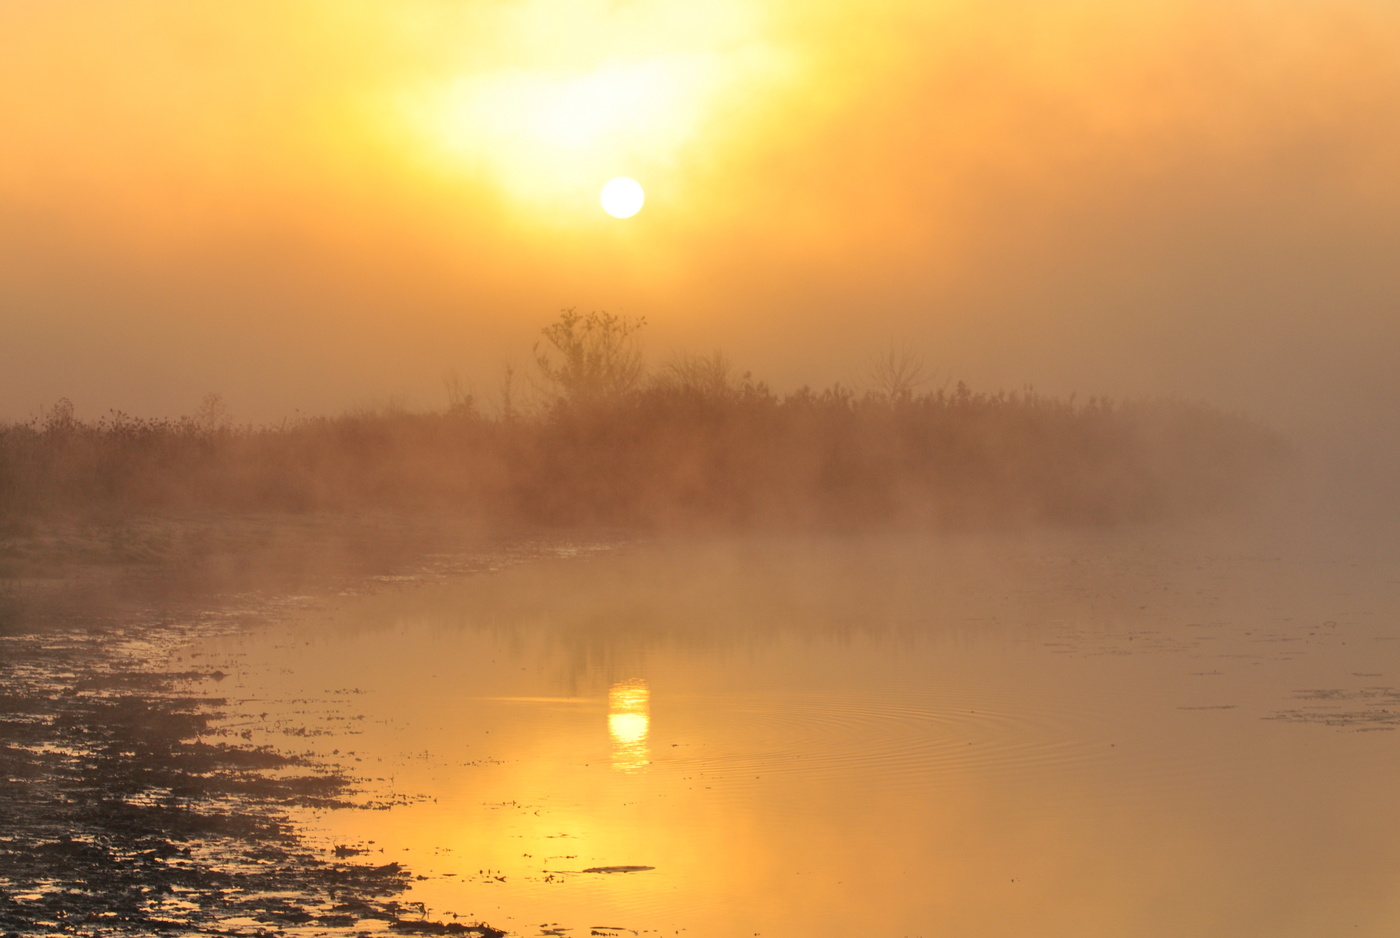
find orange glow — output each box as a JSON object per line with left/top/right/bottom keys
{"left": 1, "top": 1, "right": 1399, "bottom": 426}
{"left": 608, "top": 679, "right": 651, "bottom": 771}
{"left": 387, "top": 0, "right": 791, "bottom": 221}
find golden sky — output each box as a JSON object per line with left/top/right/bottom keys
{"left": 2, "top": 0, "right": 1397, "bottom": 434}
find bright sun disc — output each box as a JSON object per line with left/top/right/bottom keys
{"left": 601, "top": 177, "right": 645, "bottom": 218}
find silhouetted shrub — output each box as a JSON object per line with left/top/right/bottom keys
{"left": 0, "top": 322, "right": 1290, "bottom": 531}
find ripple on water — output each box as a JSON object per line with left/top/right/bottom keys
{"left": 654, "top": 689, "right": 1103, "bottom": 795}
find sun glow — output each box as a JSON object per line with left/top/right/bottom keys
{"left": 476, "top": 62, "right": 683, "bottom": 151}
{"left": 407, "top": 58, "right": 708, "bottom": 211}
{"left": 392, "top": 1, "right": 792, "bottom": 218}
{"left": 608, "top": 679, "right": 650, "bottom": 772}
{"left": 600, "top": 177, "right": 645, "bottom": 218}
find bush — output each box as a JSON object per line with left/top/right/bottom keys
{"left": 0, "top": 315, "right": 1291, "bottom": 532}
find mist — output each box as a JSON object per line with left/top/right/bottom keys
{"left": 5, "top": 5, "right": 1400, "bottom": 932}
{"left": 3, "top": 0, "right": 1396, "bottom": 469}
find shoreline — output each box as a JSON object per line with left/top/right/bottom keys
{"left": 0, "top": 510, "right": 506, "bottom": 633}
{"left": 0, "top": 510, "right": 618, "bottom": 937}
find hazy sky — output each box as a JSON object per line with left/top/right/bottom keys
{"left": 3, "top": 0, "right": 1397, "bottom": 439}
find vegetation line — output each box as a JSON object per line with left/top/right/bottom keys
{"left": 1, "top": 311, "right": 1289, "bottom": 532}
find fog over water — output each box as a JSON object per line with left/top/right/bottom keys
{"left": 2, "top": 7, "right": 1399, "bottom": 931}
{"left": 192, "top": 526, "right": 1400, "bottom": 937}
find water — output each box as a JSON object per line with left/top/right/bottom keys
{"left": 190, "top": 525, "right": 1400, "bottom": 937}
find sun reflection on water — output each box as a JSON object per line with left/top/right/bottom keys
{"left": 608, "top": 679, "right": 650, "bottom": 772}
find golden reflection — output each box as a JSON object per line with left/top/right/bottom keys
{"left": 608, "top": 679, "right": 650, "bottom": 771}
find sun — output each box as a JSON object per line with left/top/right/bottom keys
{"left": 600, "top": 177, "right": 645, "bottom": 218}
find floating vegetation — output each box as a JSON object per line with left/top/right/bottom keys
{"left": 1266, "top": 687, "right": 1400, "bottom": 730}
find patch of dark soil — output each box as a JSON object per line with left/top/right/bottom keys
{"left": 390, "top": 920, "right": 507, "bottom": 936}
{"left": 0, "top": 619, "right": 503, "bottom": 936}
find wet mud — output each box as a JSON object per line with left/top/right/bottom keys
{"left": 0, "top": 514, "right": 555, "bottom": 938}
{"left": 0, "top": 619, "right": 507, "bottom": 937}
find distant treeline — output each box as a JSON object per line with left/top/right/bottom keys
{"left": 0, "top": 311, "right": 1289, "bottom": 531}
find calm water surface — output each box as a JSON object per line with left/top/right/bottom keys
{"left": 191, "top": 526, "right": 1400, "bottom": 937}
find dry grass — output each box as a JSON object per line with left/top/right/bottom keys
{"left": 0, "top": 376, "right": 1289, "bottom": 535}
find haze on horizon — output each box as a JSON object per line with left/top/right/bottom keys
{"left": 2, "top": 0, "right": 1397, "bottom": 470}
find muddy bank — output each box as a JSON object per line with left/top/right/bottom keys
{"left": 0, "top": 610, "right": 513, "bottom": 936}
{"left": 0, "top": 515, "right": 620, "bottom": 936}
{"left": 0, "top": 510, "right": 535, "bottom": 635}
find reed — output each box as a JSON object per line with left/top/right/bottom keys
{"left": 0, "top": 316, "right": 1290, "bottom": 532}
